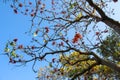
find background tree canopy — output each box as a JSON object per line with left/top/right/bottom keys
{"left": 2, "top": 0, "right": 120, "bottom": 80}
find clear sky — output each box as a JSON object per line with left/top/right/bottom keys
{"left": 0, "top": 1, "right": 120, "bottom": 80}
{"left": 0, "top": 2, "right": 37, "bottom": 80}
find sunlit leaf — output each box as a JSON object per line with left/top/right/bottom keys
{"left": 33, "top": 32, "right": 38, "bottom": 37}
{"left": 69, "top": 2, "right": 77, "bottom": 9}
{"left": 11, "top": 51, "right": 17, "bottom": 57}
{"left": 58, "top": 32, "right": 63, "bottom": 36}
{"left": 10, "top": 42, "right": 16, "bottom": 46}
{"left": 75, "top": 12, "right": 82, "bottom": 21}
{"left": 44, "top": 39, "right": 47, "bottom": 43}
{"left": 118, "top": 42, "right": 120, "bottom": 47}
{"left": 4, "top": 48, "right": 10, "bottom": 52}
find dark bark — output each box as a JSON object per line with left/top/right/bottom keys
{"left": 100, "top": 58, "right": 120, "bottom": 72}
{"left": 86, "top": 0, "right": 120, "bottom": 35}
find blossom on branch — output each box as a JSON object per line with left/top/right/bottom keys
{"left": 72, "top": 33, "right": 82, "bottom": 43}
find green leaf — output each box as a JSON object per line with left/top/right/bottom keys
{"left": 4, "top": 48, "right": 10, "bottom": 52}
{"left": 58, "top": 32, "right": 63, "bottom": 36}
{"left": 10, "top": 42, "right": 16, "bottom": 46}
{"left": 69, "top": 5, "right": 74, "bottom": 9}
{"left": 69, "top": 2, "right": 77, "bottom": 9}
{"left": 118, "top": 42, "right": 120, "bottom": 47}
{"left": 49, "top": 62, "right": 52, "bottom": 67}
{"left": 11, "top": 51, "right": 17, "bottom": 57}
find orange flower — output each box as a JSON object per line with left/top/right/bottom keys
{"left": 96, "top": 32, "right": 99, "bottom": 35}
{"left": 18, "top": 45, "right": 23, "bottom": 49}
{"left": 75, "top": 33, "right": 82, "bottom": 39}
{"left": 72, "top": 33, "right": 82, "bottom": 43}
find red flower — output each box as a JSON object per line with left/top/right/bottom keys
{"left": 61, "top": 11, "right": 66, "bottom": 14}
{"left": 52, "top": 41, "right": 56, "bottom": 45}
{"left": 73, "top": 37, "right": 78, "bottom": 43}
{"left": 19, "top": 3, "right": 23, "bottom": 7}
{"left": 30, "top": 13, "right": 34, "bottom": 17}
{"left": 75, "top": 33, "right": 82, "bottom": 39}
{"left": 52, "top": 58, "right": 56, "bottom": 63}
{"left": 31, "top": 46, "right": 35, "bottom": 49}
{"left": 72, "top": 33, "right": 82, "bottom": 43}
{"left": 45, "top": 27, "right": 49, "bottom": 33}
{"left": 18, "top": 45, "right": 23, "bottom": 49}
{"left": 96, "top": 32, "right": 100, "bottom": 35}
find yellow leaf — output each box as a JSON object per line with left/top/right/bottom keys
{"left": 60, "top": 68, "right": 64, "bottom": 72}
{"left": 44, "top": 40, "right": 47, "bottom": 43}
{"left": 75, "top": 12, "right": 82, "bottom": 21}
{"left": 65, "top": 64, "right": 69, "bottom": 67}
{"left": 118, "top": 43, "right": 120, "bottom": 47}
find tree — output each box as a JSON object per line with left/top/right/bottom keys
{"left": 3, "top": 0, "right": 120, "bottom": 79}
{"left": 59, "top": 51, "right": 120, "bottom": 80}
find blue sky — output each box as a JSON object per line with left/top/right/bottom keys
{"left": 0, "top": 1, "right": 120, "bottom": 80}
{"left": 0, "top": 2, "right": 37, "bottom": 80}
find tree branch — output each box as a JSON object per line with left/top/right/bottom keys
{"left": 90, "top": 52, "right": 120, "bottom": 73}
{"left": 86, "top": 0, "right": 120, "bottom": 35}
{"left": 71, "top": 62, "right": 99, "bottom": 80}
{"left": 40, "top": 48, "right": 71, "bottom": 59}
{"left": 86, "top": 0, "right": 106, "bottom": 18}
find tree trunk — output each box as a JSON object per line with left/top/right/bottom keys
{"left": 100, "top": 58, "right": 120, "bottom": 72}
{"left": 86, "top": 0, "right": 120, "bottom": 35}
{"left": 91, "top": 52, "right": 120, "bottom": 73}
{"left": 102, "top": 16, "right": 120, "bottom": 35}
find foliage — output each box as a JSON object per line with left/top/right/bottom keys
{"left": 2, "top": 0, "right": 120, "bottom": 80}
{"left": 60, "top": 51, "right": 120, "bottom": 79}
{"left": 98, "top": 31, "right": 120, "bottom": 61}
{"left": 59, "top": 52, "right": 95, "bottom": 78}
